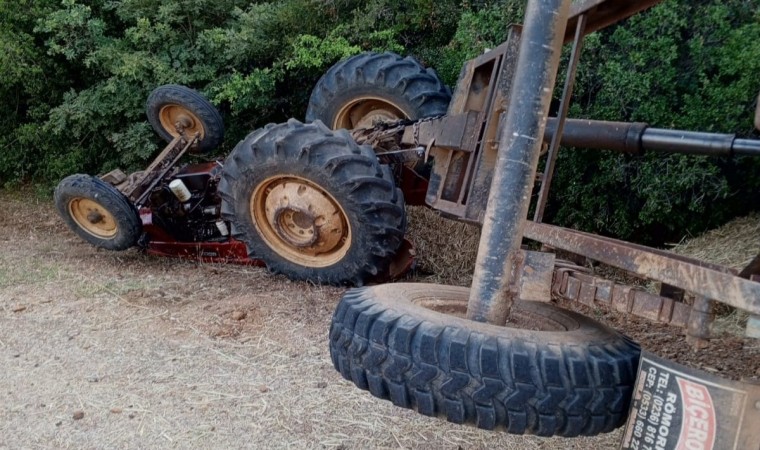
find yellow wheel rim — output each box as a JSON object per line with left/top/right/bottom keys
{"left": 251, "top": 175, "right": 352, "bottom": 268}
{"left": 158, "top": 104, "right": 205, "bottom": 139}
{"left": 333, "top": 96, "right": 412, "bottom": 129}
{"left": 68, "top": 198, "right": 118, "bottom": 239}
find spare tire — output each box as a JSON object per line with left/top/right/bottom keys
{"left": 306, "top": 52, "right": 451, "bottom": 129}
{"left": 329, "top": 283, "right": 641, "bottom": 437}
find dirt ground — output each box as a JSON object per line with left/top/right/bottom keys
{"left": 1, "top": 190, "right": 757, "bottom": 449}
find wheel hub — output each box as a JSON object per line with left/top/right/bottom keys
{"left": 334, "top": 97, "right": 411, "bottom": 129}
{"left": 159, "top": 105, "right": 205, "bottom": 139}
{"left": 68, "top": 198, "right": 118, "bottom": 239}
{"left": 175, "top": 114, "right": 193, "bottom": 130}
{"left": 252, "top": 176, "right": 351, "bottom": 267}
{"left": 86, "top": 210, "right": 105, "bottom": 224}
{"left": 272, "top": 206, "right": 320, "bottom": 248}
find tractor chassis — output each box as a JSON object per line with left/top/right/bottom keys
{"left": 99, "top": 128, "right": 415, "bottom": 277}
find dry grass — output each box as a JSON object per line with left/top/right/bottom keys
{"left": 0, "top": 191, "right": 621, "bottom": 449}
{"left": 668, "top": 213, "right": 760, "bottom": 334}
{"left": 669, "top": 213, "right": 760, "bottom": 271}
{"left": 405, "top": 206, "right": 480, "bottom": 286}
{"left": 3, "top": 188, "right": 756, "bottom": 448}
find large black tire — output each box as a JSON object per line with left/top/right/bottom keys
{"left": 329, "top": 283, "right": 641, "bottom": 437}
{"left": 218, "top": 119, "right": 406, "bottom": 286}
{"left": 55, "top": 174, "right": 142, "bottom": 251}
{"left": 146, "top": 84, "right": 224, "bottom": 154}
{"left": 306, "top": 52, "right": 451, "bottom": 129}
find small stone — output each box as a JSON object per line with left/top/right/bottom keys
{"left": 316, "top": 381, "right": 328, "bottom": 389}
{"left": 55, "top": 421, "right": 62, "bottom": 427}
{"left": 231, "top": 311, "right": 247, "bottom": 321}
{"left": 72, "top": 411, "right": 85, "bottom": 420}
{"left": 110, "top": 407, "right": 123, "bottom": 414}
{"left": 258, "top": 385, "right": 270, "bottom": 393}
{"left": 11, "top": 305, "right": 26, "bottom": 313}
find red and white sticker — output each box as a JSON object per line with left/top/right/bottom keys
{"left": 620, "top": 352, "right": 760, "bottom": 450}
{"left": 676, "top": 378, "right": 716, "bottom": 450}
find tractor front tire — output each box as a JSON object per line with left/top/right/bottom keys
{"left": 329, "top": 283, "right": 641, "bottom": 437}
{"left": 218, "top": 119, "right": 406, "bottom": 286}
{"left": 306, "top": 52, "right": 451, "bottom": 129}
{"left": 146, "top": 84, "right": 224, "bottom": 154}
{"left": 55, "top": 174, "right": 142, "bottom": 251}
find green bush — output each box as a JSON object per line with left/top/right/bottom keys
{"left": 0, "top": 0, "right": 465, "bottom": 184}
{"left": 0, "top": 0, "right": 758, "bottom": 245}
{"left": 548, "top": 0, "right": 760, "bottom": 243}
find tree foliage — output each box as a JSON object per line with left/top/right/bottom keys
{"left": 549, "top": 0, "right": 760, "bottom": 243}
{"left": 0, "top": 0, "right": 758, "bottom": 244}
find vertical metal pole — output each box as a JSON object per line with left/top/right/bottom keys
{"left": 467, "top": 0, "right": 572, "bottom": 324}
{"left": 534, "top": 14, "right": 588, "bottom": 223}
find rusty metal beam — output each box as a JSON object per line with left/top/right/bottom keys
{"left": 466, "top": 0, "right": 571, "bottom": 324}
{"left": 534, "top": 13, "right": 587, "bottom": 223}
{"left": 565, "top": 0, "right": 663, "bottom": 43}
{"left": 523, "top": 221, "right": 760, "bottom": 315}
{"left": 126, "top": 134, "right": 198, "bottom": 206}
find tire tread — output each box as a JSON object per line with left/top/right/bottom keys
{"left": 218, "top": 119, "right": 405, "bottom": 285}
{"left": 306, "top": 52, "right": 451, "bottom": 125}
{"left": 328, "top": 287, "right": 641, "bottom": 437}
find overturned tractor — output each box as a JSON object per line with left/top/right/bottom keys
{"left": 56, "top": 0, "right": 760, "bottom": 444}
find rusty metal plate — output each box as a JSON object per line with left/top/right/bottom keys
{"left": 612, "top": 284, "right": 633, "bottom": 313}
{"left": 621, "top": 352, "right": 760, "bottom": 450}
{"left": 594, "top": 278, "right": 614, "bottom": 303}
{"left": 553, "top": 267, "right": 571, "bottom": 295}
{"left": 566, "top": 0, "right": 663, "bottom": 43}
{"left": 631, "top": 291, "right": 663, "bottom": 322}
{"left": 518, "top": 250, "right": 555, "bottom": 302}
{"left": 566, "top": 276, "right": 581, "bottom": 301}
{"left": 578, "top": 282, "right": 597, "bottom": 307}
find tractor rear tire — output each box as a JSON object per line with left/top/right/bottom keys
{"left": 146, "top": 84, "right": 224, "bottom": 154}
{"left": 306, "top": 52, "right": 451, "bottom": 129}
{"left": 55, "top": 174, "right": 142, "bottom": 251}
{"left": 329, "top": 283, "right": 641, "bottom": 437}
{"left": 218, "top": 119, "right": 406, "bottom": 286}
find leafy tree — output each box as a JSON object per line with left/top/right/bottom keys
{"left": 0, "top": 0, "right": 757, "bottom": 245}
{"left": 547, "top": 0, "right": 760, "bottom": 243}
